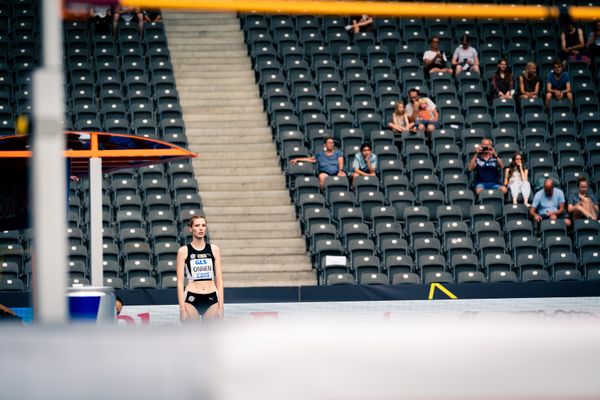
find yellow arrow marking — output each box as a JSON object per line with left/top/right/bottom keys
{"left": 428, "top": 283, "right": 458, "bottom": 300}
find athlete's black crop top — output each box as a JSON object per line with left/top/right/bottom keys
{"left": 185, "top": 243, "right": 215, "bottom": 282}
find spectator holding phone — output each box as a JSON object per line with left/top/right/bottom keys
{"left": 468, "top": 138, "right": 507, "bottom": 196}
{"left": 452, "top": 34, "right": 480, "bottom": 76}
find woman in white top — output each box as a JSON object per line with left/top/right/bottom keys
{"left": 503, "top": 152, "right": 531, "bottom": 206}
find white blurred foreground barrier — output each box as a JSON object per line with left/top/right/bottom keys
{"left": 1, "top": 317, "right": 599, "bottom": 400}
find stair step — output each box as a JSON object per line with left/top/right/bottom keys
{"left": 198, "top": 181, "right": 286, "bottom": 192}
{"left": 222, "top": 254, "right": 310, "bottom": 264}
{"left": 210, "top": 229, "right": 301, "bottom": 239}
{"left": 187, "top": 126, "right": 270, "bottom": 136}
{"left": 205, "top": 220, "right": 296, "bottom": 231}
{"left": 189, "top": 136, "right": 271, "bottom": 146}
{"left": 206, "top": 214, "right": 297, "bottom": 223}
{"left": 179, "top": 91, "right": 259, "bottom": 100}
{"left": 181, "top": 98, "right": 263, "bottom": 107}
{"left": 184, "top": 113, "right": 266, "bottom": 123}
{"left": 192, "top": 159, "right": 281, "bottom": 170}
{"left": 182, "top": 106, "right": 264, "bottom": 115}
{"left": 174, "top": 64, "right": 251, "bottom": 72}
{"left": 201, "top": 196, "right": 291, "bottom": 207}
{"left": 175, "top": 70, "right": 255, "bottom": 79}
{"left": 191, "top": 149, "right": 276, "bottom": 159}
{"left": 221, "top": 258, "right": 310, "bottom": 272}
{"left": 170, "top": 54, "right": 249, "bottom": 62}
{"left": 165, "top": 24, "right": 241, "bottom": 32}
{"left": 223, "top": 271, "right": 317, "bottom": 288}
{"left": 167, "top": 40, "right": 245, "bottom": 48}
{"left": 204, "top": 204, "right": 294, "bottom": 215}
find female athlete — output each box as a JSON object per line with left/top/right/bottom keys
{"left": 176, "top": 215, "right": 224, "bottom": 321}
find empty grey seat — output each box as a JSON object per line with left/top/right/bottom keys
{"left": 456, "top": 270, "right": 486, "bottom": 283}
{"left": 489, "top": 270, "right": 518, "bottom": 283}
{"left": 391, "top": 271, "right": 420, "bottom": 285}
{"left": 521, "top": 269, "right": 550, "bottom": 282}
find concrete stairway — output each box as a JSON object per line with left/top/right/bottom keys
{"left": 163, "top": 12, "right": 317, "bottom": 288}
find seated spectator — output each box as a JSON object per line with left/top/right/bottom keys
{"left": 468, "top": 138, "right": 507, "bottom": 195}
{"left": 452, "top": 34, "right": 480, "bottom": 76}
{"left": 115, "top": 296, "right": 123, "bottom": 316}
{"left": 560, "top": 20, "right": 590, "bottom": 65}
{"left": 586, "top": 20, "right": 600, "bottom": 59}
{"left": 567, "top": 176, "right": 599, "bottom": 220}
{"left": 387, "top": 101, "right": 415, "bottom": 135}
{"left": 518, "top": 62, "right": 541, "bottom": 100}
{"left": 503, "top": 152, "right": 531, "bottom": 206}
{"left": 88, "top": 5, "right": 112, "bottom": 35}
{"left": 423, "top": 36, "right": 453, "bottom": 75}
{"left": 490, "top": 58, "right": 514, "bottom": 99}
{"left": 351, "top": 143, "right": 378, "bottom": 187}
{"left": 345, "top": 15, "right": 373, "bottom": 34}
{"left": 143, "top": 9, "right": 162, "bottom": 23}
{"left": 545, "top": 59, "right": 573, "bottom": 110}
{"left": 290, "top": 136, "right": 346, "bottom": 189}
{"left": 113, "top": 6, "right": 144, "bottom": 37}
{"left": 415, "top": 98, "right": 439, "bottom": 134}
{"left": 406, "top": 88, "right": 437, "bottom": 125}
{"left": 530, "top": 179, "right": 571, "bottom": 227}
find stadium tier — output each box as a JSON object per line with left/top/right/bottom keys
{"left": 1, "top": 1, "right": 600, "bottom": 291}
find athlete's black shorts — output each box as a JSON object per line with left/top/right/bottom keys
{"left": 185, "top": 291, "right": 218, "bottom": 316}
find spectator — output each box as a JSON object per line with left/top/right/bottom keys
{"left": 406, "top": 88, "right": 437, "bottom": 125}
{"left": 545, "top": 59, "right": 573, "bottom": 110}
{"left": 88, "top": 5, "right": 112, "bottom": 35}
{"left": 143, "top": 9, "right": 162, "bottom": 23}
{"left": 351, "top": 143, "right": 377, "bottom": 187}
{"left": 113, "top": 6, "right": 144, "bottom": 37}
{"left": 345, "top": 15, "right": 373, "bottom": 34}
{"left": 503, "top": 152, "right": 531, "bottom": 206}
{"left": 415, "top": 98, "right": 439, "bottom": 134}
{"left": 518, "top": 62, "right": 541, "bottom": 99}
{"left": 586, "top": 20, "right": 600, "bottom": 59}
{"left": 452, "top": 34, "right": 480, "bottom": 76}
{"left": 560, "top": 20, "right": 590, "bottom": 65}
{"left": 290, "top": 136, "right": 346, "bottom": 189}
{"left": 115, "top": 296, "right": 123, "bottom": 316}
{"left": 530, "top": 179, "right": 571, "bottom": 227}
{"left": 468, "top": 138, "right": 507, "bottom": 195}
{"left": 387, "top": 101, "right": 415, "bottom": 135}
{"left": 423, "top": 36, "right": 453, "bottom": 75}
{"left": 567, "top": 176, "right": 599, "bottom": 220}
{"left": 490, "top": 58, "right": 514, "bottom": 99}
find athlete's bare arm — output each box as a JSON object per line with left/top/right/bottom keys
{"left": 212, "top": 243, "right": 224, "bottom": 318}
{"left": 176, "top": 245, "right": 188, "bottom": 321}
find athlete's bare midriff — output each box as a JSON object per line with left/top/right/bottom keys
{"left": 185, "top": 280, "right": 217, "bottom": 295}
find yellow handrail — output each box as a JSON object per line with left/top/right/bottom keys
{"left": 120, "top": 0, "right": 600, "bottom": 20}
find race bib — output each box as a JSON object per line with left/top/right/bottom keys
{"left": 190, "top": 258, "right": 214, "bottom": 280}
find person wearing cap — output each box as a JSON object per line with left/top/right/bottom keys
{"left": 452, "top": 34, "right": 480, "bottom": 76}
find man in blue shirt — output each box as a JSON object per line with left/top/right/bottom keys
{"left": 545, "top": 59, "right": 573, "bottom": 110}
{"left": 350, "top": 143, "right": 378, "bottom": 187}
{"left": 468, "top": 138, "right": 507, "bottom": 196}
{"left": 290, "top": 136, "right": 345, "bottom": 189}
{"left": 530, "top": 178, "right": 572, "bottom": 227}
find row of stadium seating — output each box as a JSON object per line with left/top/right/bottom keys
{"left": 241, "top": 11, "right": 600, "bottom": 285}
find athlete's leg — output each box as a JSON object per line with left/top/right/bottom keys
{"left": 183, "top": 302, "right": 200, "bottom": 321}
{"left": 202, "top": 302, "right": 221, "bottom": 320}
